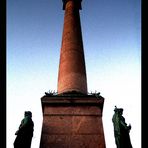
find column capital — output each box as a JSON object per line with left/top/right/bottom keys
{"left": 62, "top": 0, "right": 82, "bottom": 10}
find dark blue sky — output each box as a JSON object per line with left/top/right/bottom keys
{"left": 7, "top": 0, "right": 141, "bottom": 73}
{"left": 7, "top": 0, "right": 141, "bottom": 148}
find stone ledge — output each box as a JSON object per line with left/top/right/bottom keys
{"left": 41, "top": 95, "right": 104, "bottom": 114}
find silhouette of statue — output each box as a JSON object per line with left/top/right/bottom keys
{"left": 112, "top": 106, "right": 132, "bottom": 148}
{"left": 14, "top": 111, "right": 34, "bottom": 148}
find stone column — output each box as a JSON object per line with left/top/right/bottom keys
{"left": 58, "top": 0, "right": 87, "bottom": 94}
{"left": 40, "top": 1, "right": 106, "bottom": 147}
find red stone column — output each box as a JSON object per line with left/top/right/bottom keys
{"left": 40, "top": 1, "right": 106, "bottom": 147}
{"left": 58, "top": 0, "right": 87, "bottom": 94}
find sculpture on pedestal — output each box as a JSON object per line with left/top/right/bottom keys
{"left": 14, "top": 111, "right": 34, "bottom": 148}
{"left": 112, "top": 106, "right": 132, "bottom": 148}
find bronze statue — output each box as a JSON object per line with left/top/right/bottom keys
{"left": 14, "top": 111, "right": 34, "bottom": 148}
{"left": 112, "top": 106, "right": 132, "bottom": 148}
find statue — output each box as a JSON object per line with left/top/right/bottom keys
{"left": 112, "top": 106, "right": 133, "bottom": 148}
{"left": 14, "top": 111, "right": 34, "bottom": 148}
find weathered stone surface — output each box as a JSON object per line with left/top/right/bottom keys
{"left": 40, "top": 135, "right": 105, "bottom": 148}
{"left": 58, "top": 0, "right": 87, "bottom": 94}
{"left": 42, "top": 116, "right": 103, "bottom": 134}
{"left": 44, "top": 106, "right": 101, "bottom": 115}
{"left": 40, "top": 96, "right": 106, "bottom": 148}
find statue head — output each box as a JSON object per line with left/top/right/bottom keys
{"left": 25, "top": 111, "right": 32, "bottom": 117}
{"left": 118, "top": 108, "right": 123, "bottom": 116}
{"left": 114, "top": 106, "right": 123, "bottom": 115}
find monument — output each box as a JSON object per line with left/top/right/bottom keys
{"left": 112, "top": 106, "right": 133, "bottom": 148}
{"left": 14, "top": 111, "right": 34, "bottom": 148}
{"left": 40, "top": 0, "right": 106, "bottom": 147}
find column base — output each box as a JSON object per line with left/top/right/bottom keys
{"left": 40, "top": 94, "right": 106, "bottom": 148}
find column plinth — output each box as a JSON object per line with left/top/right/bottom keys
{"left": 40, "top": 94, "right": 106, "bottom": 148}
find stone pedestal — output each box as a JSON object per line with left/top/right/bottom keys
{"left": 40, "top": 94, "right": 106, "bottom": 148}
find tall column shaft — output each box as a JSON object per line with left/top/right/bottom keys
{"left": 58, "top": 0, "right": 87, "bottom": 94}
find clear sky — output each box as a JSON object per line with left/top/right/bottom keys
{"left": 7, "top": 0, "right": 141, "bottom": 148}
